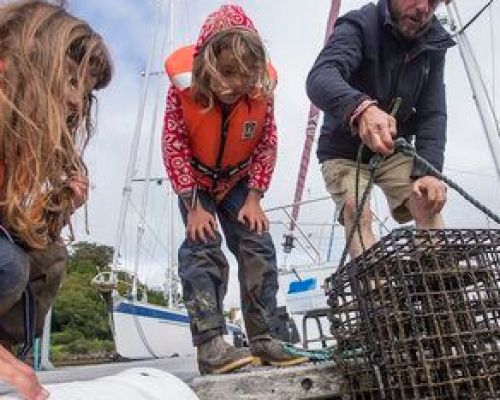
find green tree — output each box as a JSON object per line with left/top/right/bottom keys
{"left": 146, "top": 288, "right": 167, "bottom": 306}
{"left": 51, "top": 242, "right": 115, "bottom": 359}
{"left": 69, "top": 242, "right": 113, "bottom": 270}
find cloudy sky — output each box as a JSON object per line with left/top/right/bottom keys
{"left": 64, "top": 0, "right": 500, "bottom": 305}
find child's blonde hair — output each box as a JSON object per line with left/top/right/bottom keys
{"left": 191, "top": 28, "right": 273, "bottom": 110}
{"left": 0, "top": 0, "right": 112, "bottom": 249}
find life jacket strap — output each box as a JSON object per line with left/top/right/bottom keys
{"left": 190, "top": 157, "right": 251, "bottom": 180}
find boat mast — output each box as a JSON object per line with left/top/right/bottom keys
{"left": 284, "top": 1, "right": 341, "bottom": 254}
{"left": 111, "top": 0, "right": 164, "bottom": 297}
{"left": 134, "top": 0, "right": 170, "bottom": 301}
{"left": 167, "top": 0, "right": 175, "bottom": 308}
{"left": 446, "top": 0, "right": 500, "bottom": 183}
{"left": 167, "top": 184, "right": 175, "bottom": 307}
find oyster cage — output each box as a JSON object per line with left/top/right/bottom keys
{"left": 326, "top": 229, "right": 500, "bottom": 399}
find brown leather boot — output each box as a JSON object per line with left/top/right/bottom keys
{"left": 250, "top": 335, "right": 309, "bottom": 367}
{"left": 197, "top": 336, "right": 255, "bottom": 375}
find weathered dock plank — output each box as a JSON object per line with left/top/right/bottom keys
{"left": 191, "top": 361, "right": 343, "bottom": 400}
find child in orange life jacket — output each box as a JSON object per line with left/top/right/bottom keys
{"left": 0, "top": 1, "right": 112, "bottom": 398}
{"left": 162, "top": 5, "right": 308, "bottom": 374}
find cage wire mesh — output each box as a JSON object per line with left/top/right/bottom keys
{"left": 326, "top": 229, "right": 500, "bottom": 399}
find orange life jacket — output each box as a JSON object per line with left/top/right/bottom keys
{"left": 165, "top": 45, "right": 277, "bottom": 180}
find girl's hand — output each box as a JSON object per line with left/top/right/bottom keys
{"left": 68, "top": 172, "right": 89, "bottom": 211}
{"left": 238, "top": 190, "right": 269, "bottom": 235}
{"left": 186, "top": 205, "right": 218, "bottom": 243}
{"left": 0, "top": 344, "right": 49, "bottom": 400}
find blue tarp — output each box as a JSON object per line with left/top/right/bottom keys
{"left": 288, "top": 277, "right": 317, "bottom": 294}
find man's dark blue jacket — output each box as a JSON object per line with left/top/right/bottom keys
{"left": 307, "top": 0, "right": 455, "bottom": 176}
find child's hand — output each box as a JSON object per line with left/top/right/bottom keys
{"left": 238, "top": 190, "right": 269, "bottom": 234}
{"left": 68, "top": 172, "right": 89, "bottom": 211}
{"left": 186, "top": 206, "right": 218, "bottom": 243}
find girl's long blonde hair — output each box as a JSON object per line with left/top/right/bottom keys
{"left": 191, "top": 28, "right": 274, "bottom": 110}
{"left": 0, "top": 0, "right": 112, "bottom": 249}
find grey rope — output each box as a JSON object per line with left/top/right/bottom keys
{"left": 339, "top": 152, "right": 382, "bottom": 270}
{"left": 354, "top": 144, "right": 368, "bottom": 254}
{"left": 339, "top": 138, "right": 500, "bottom": 270}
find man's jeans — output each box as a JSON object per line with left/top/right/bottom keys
{"left": 178, "top": 180, "right": 279, "bottom": 346}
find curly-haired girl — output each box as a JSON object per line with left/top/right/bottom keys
{"left": 163, "top": 4, "right": 307, "bottom": 375}
{"left": 0, "top": 1, "right": 112, "bottom": 398}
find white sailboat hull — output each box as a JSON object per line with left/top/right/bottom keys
{"left": 113, "top": 298, "right": 195, "bottom": 359}
{"left": 112, "top": 298, "right": 243, "bottom": 360}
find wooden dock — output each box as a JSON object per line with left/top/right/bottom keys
{"left": 191, "top": 361, "right": 342, "bottom": 400}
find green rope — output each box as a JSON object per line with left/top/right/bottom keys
{"left": 282, "top": 343, "right": 334, "bottom": 361}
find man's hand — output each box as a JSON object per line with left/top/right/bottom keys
{"left": 238, "top": 190, "right": 269, "bottom": 235}
{"left": 186, "top": 204, "right": 218, "bottom": 243}
{"left": 357, "top": 105, "right": 397, "bottom": 156}
{"left": 68, "top": 172, "right": 89, "bottom": 211}
{"left": 0, "top": 344, "right": 49, "bottom": 400}
{"left": 411, "top": 176, "right": 447, "bottom": 215}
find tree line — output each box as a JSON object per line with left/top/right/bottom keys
{"left": 50, "top": 242, "right": 167, "bottom": 362}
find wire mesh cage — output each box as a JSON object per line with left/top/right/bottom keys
{"left": 326, "top": 229, "right": 500, "bottom": 400}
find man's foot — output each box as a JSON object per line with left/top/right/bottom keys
{"left": 250, "top": 335, "right": 309, "bottom": 367}
{"left": 197, "top": 336, "right": 255, "bottom": 375}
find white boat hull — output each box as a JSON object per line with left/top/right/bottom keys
{"left": 113, "top": 298, "right": 194, "bottom": 359}
{"left": 112, "top": 298, "right": 243, "bottom": 359}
